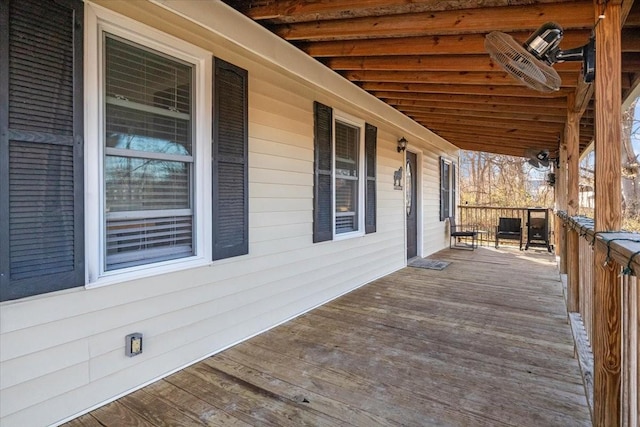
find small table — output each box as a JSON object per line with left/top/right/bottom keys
{"left": 476, "top": 230, "right": 489, "bottom": 246}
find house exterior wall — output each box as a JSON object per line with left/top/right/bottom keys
{"left": 0, "top": 1, "right": 458, "bottom": 425}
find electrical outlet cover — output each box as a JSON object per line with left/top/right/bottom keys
{"left": 125, "top": 333, "right": 143, "bottom": 357}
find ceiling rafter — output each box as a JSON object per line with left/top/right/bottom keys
{"left": 359, "top": 82, "right": 573, "bottom": 97}
{"left": 396, "top": 106, "right": 569, "bottom": 123}
{"left": 272, "top": 2, "right": 595, "bottom": 41}
{"left": 325, "top": 55, "right": 582, "bottom": 72}
{"left": 343, "top": 70, "right": 582, "bottom": 87}
{"left": 235, "top": 0, "right": 582, "bottom": 23}
{"left": 221, "top": 0, "right": 640, "bottom": 159}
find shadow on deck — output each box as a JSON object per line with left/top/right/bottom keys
{"left": 65, "top": 247, "right": 591, "bottom": 427}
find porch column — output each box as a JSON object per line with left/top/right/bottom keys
{"left": 593, "top": 1, "right": 622, "bottom": 425}
{"left": 566, "top": 94, "right": 581, "bottom": 313}
{"left": 558, "top": 134, "right": 568, "bottom": 274}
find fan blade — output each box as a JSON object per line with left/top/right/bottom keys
{"left": 485, "top": 31, "right": 561, "bottom": 92}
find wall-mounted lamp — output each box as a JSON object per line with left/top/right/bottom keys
{"left": 397, "top": 137, "right": 407, "bottom": 153}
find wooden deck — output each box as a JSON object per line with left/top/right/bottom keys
{"left": 65, "top": 247, "right": 591, "bottom": 427}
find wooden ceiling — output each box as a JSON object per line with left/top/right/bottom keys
{"left": 221, "top": 0, "right": 640, "bottom": 159}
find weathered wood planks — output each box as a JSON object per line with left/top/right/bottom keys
{"left": 64, "top": 247, "right": 591, "bottom": 426}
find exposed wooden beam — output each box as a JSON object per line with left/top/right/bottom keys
{"left": 375, "top": 91, "right": 572, "bottom": 108}
{"left": 445, "top": 138, "right": 558, "bottom": 157}
{"left": 387, "top": 98, "right": 568, "bottom": 116}
{"left": 573, "top": 81, "right": 594, "bottom": 114}
{"left": 621, "top": 28, "right": 640, "bottom": 52}
{"left": 219, "top": 0, "right": 629, "bottom": 159}
{"left": 398, "top": 106, "right": 568, "bottom": 123}
{"left": 426, "top": 126, "right": 562, "bottom": 145}
{"left": 345, "top": 70, "right": 581, "bottom": 86}
{"left": 571, "top": 5, "right": 640, "bottom": 116}
{"left": 427, "top": 121, "right": 593, "bottom": 144}
{"left": 273, "top": 2, "right": 595, "bottom": 41}
{"left": 361, "top": 82, "right": 573, "bottom": 97}
{"left": 302, "top": 29, "right": 638, "bottom": 57}
{"left": 622, "top": 52, "right": 640, "bottom": 71}
{"left": 622, "top": 0, "right": 639, "bottom": 25}
{"left": 434, "top": 130, "right": 556, "bottom": 147}
{"left": 242, "top": 0, "right": 582, "bottom": 23}
{"left": 326, "top": 55, "right": 582, "bottom": 72}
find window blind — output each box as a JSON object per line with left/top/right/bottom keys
{"left": 335, "top": 121, "right": 359, "bottom": 234}
{"left": 103, "top": 35, "right": 194, "bottom": 270}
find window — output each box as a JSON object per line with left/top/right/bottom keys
{"left": 103, "top": 35, "right": 195, "bottom": 270}
{"left": 313, "top": 102, "right": 376, "bottom": 242}
{"left": 86, "top": 6, "right": 247, "bottom": 286}
{"left": 335, "top": 121, "right": 360, "bottom": 234}
{"left": 440, "top": 157, "right": 457, "bottom": 221}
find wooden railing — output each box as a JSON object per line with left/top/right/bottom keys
{"left": 457, "top": 205, "right": 555, "bottom": 248}
{"left": 558, "top": 213, "right": 639, "bottom": 426}
{"left": 579, "top": 231, "right": 595, "bottom": 341}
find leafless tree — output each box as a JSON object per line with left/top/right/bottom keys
{"left": 460, "top": 151, "right": 553, "bottom": 208}
{"left": 621, "top": 99, "right": 640, "bottom": 218}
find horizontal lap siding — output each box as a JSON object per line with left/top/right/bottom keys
{"left": 422, "top": 149, "right": 457, "bottom": 254}
{"left": 0, "top": 1, "right": 455, "bottom": 425}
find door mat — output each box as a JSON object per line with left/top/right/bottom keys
{"left": 408, "top": 258, "right": 450, "bottom": 270}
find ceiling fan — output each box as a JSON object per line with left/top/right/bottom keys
{"left": 525, "top": 149, "right": 551, "bottom": 169}
{"left": 485, "top": 22, "right": 595, "bottom": 92}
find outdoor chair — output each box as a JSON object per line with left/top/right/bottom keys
{"left": 495, "top": 217, "right": 523, "bottom": 250}
{"left": 449, "top": 217, "right": 477, "bottom": 250}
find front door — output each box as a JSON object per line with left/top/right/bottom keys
{"left": 406, "top": 151, "right": 417, "bottom": 259}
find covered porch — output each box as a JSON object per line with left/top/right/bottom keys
{"left": 65, "top": 247, "right": 590, "bottom": 426}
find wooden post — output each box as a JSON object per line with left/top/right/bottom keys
{"left": 567, "top": 95, "right": 580, "bottom": 313}
{"left": 593, "top": 1, "right": 622, "bottom": 426}
{"left": 558, "top": 135, "right": 568, "bottom": 274}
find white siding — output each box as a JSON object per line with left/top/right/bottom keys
{"left": 0, "top": 1, "right": 459, "bottom": 425}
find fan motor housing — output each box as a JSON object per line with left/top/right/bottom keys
{"left": 525, "top": 22, "right": 564, "bottom": 63}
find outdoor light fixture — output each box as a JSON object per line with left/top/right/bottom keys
{"left": 397, "top": 137, "right": 407, "bottom": 152}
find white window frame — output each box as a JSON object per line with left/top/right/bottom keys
{"left": 85, "top": 4, "right": 212, "bottom": 287}
{"left": 332, "top": 111, "right": 366, "bottom": 240}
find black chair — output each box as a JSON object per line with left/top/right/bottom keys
{"left": 449, "top": 217, "right": 477, "bottom": 250}
{"left": 495, "top": 217, "right": 523, "bottom": 250}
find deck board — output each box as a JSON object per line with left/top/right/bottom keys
{"left": 66, "top": 247, "right": 591, "bottom": 426}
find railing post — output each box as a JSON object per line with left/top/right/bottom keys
{"left": 558, "top": 137, "right": 568, "bottom": 274}
{"left": 593, "top": 1, "right": 622, "bottom": 425}
{"left": 566, "top": 94, "right": 580, "bottom": 312}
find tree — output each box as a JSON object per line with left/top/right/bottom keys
{"left": 621, "top": 99, "right": 640, "bottom": 219}
{"left": 460, "top": 151, "right": 553, "bottom": 208}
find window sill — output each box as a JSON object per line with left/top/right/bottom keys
{"left": 334, "top": 230, "right": 365, "bottom": 241}
{"left": 86, "top": 256, "right": 212, "bottom": 290}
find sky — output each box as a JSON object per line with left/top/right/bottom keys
{"left": 632, "top": 100, "right": 640, "bottom": 154}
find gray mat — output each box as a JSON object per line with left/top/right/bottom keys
{"left": 408, "top": 258, "right": 450, "bottom": 270}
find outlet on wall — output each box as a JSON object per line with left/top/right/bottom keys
{"left": 125, "top": 333, "right": 143, "bottom": 357}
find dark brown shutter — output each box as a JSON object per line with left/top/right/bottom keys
{"left": 0, "top": 0, "right": 84, "bottom": 301}
{"left": 452, "top": 163, "right": 457, "bottom": 220}
{"left": 365, "top": 123, "right": 377, "bottom": 234}
{"left": 213, "top": 58, "right": 248, "bottom": 260}
{"left": 440, "top": 157, "right": 446, "bottom": 221}
{"left": 313, "top": 102, "right": 333, "bottom": 243}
